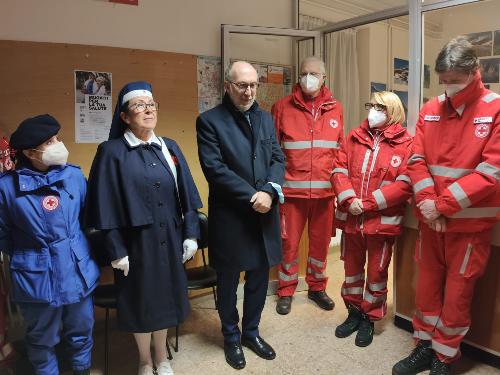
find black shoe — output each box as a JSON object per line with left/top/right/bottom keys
{"left": 355, "top": 313, "right": 374, "bottom": 347}
{"left": 308, "top": 290, "right": 335, "bottom": 310}
{"left": 276, "top": 296, "right": 292, "bottom": 315}
{"left": 430, "top": 355, "right": 452, "bottom": 375}
{"left": 241, "top": 336, "right": 276, "bottom": 360}
{"left": 224, "top": 341, "right": 246, "bottom": 370}
{"left": 335, "top": 306, "right": 362, "bottom": 338}
{"left": 392, "top": 340, "right": 434, "bottom": 375}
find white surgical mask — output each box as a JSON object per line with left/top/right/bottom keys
{"left": 300, "top": 74, "right": 321, "bottom": 94}
{"left": 368, "top": 108, "right": 387, "bottom": 128}
{"left": 444, "top": 83, "right": 467, "bottom": 97}
{"left": 35, "top": 142, "right": 69, "bottom": 166}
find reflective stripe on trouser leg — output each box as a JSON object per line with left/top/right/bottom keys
{"left": 361, "top": 235, "right": 393, "bottom": 321}
{"left": 278, "top": 198, "right": 309, "bottom": 297}
{"left": 412, "top": 224, "right": 446, "bottom": 346}
{"left": 432, "top": 229, "right": 492, "bottom": 363}
{"left": 305, "top": 197, "right": 334, "bottom": 291}
{"left": 341, "top": 232, "right": 367, "bottom": 309}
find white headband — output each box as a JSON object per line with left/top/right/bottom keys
{"left": 122, "top": 89, "right": 153, "bottom": 104}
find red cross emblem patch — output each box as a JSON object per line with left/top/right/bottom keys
{"left": 42, "top": 195, "right": 59, "bottom": 211}
{"left": 474, "top": 124, "right": 490, "bottom": 138}
{"left": 330, "top": 119, "right": 339, "bottom": 129}
{"left": 391, "top": 155, "right": 402, "bottom": 168}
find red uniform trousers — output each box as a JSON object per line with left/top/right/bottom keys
{"left": 340, "top": 232, "right": 394, "bottom": 321}
{"left": 412, "top": 224, "right": 492, "bottom": 363}
{"left": 277, "top": 197, "right": 334, "bottom": 297}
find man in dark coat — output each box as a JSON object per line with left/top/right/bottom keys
{"left": 196, "top": 61, "right": 285, "bottom": 370}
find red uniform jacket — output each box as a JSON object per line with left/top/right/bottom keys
{"left": 272, "top": 84, "right": 344, "bottom": 199}
{"left": 408, "top": 75, "right": 500, "bottom": 232}
{"left": 332, "top": 120, "right": 413, "bottom": 235}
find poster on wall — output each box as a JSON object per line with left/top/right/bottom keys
{"left": 393, "top": 90, "right": 408, "bottom": 127}
{"left": 253, "top": 64, "right": 268, "bottom": 83}
{"left": 394, "top": 58, "right": 409, "bottom": 85}
{"left": 74, "top": 70, "right": 112, "bottom": 143}
{"left": 197, "top": 56, "right": 222, "bottom": 113}
{"left": 479, "top": 58, "right": 500, "bottom": 83}
{"left": 268, "top": 66, "right": 284, "bottom": 84}
{"left": 494, "top": 30, "right": 500, "bottom": 56}
{"left": 465, "top": 32, "right": 492, "bottom": 57}
{"left": 370, "top": 82, "right": 386, "bottom": 94}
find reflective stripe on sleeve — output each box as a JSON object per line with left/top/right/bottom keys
{"left": 337, "top": 188, "right": 356, "bottom": 203}
{"left": 372, "top": 189, "right": 387, "bottom": 210}
{"left": 482, "top": 92, "right": 500, "bottom": 103}
{"left": 451, "top": 207, "right": 500, "bottom": 218}
{"left": 448, "top": 182, "right": 471, "bottom": 209}
{"left": 476, "top": 162, "right": 500, "bottom": 181}
{"left": 413, "top": 177, "right": 435, "bottom": 193}
{"left": 283, "top": 180, "right": 332, "bottom": 189}
{"left": 332, "top": 168, "right": 349, "bottom": 176}
{"left": 396, "top": 174, "right": 411, "bottom": 184}
{"left": 345, "top": 273, "right": 364, "bottom": 284}
{"left": 408, "top": 154, "right": 425, "bottom": 165}
{"left": 429, "top": 165, "right": 472, "bottom": 178}
{"left": 380, "top": 216, "right": 403, "bottom": 225}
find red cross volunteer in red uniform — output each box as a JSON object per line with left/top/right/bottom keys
{"left": 272, "top": 57, "right": 344, "bottom": 314}
{"left": 393, "top": 37, "right": 500, "bottom": 375}
{"left": 332, "top": 91, "right": 412, "bottom": 347}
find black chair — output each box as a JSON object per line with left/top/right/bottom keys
{"left": 173, "top": 211, "right": 217, "bottom": 351}
{"left": 85, "top": 228, "right": 173, "bottom": 375}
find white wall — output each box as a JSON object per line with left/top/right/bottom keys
{"left": 0, "top": 0, "right": 295, "bottom": 60}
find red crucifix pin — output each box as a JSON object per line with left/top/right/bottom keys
{"left": 391, "top": 155, "right": 402, "bottom": 168}
{"left": 474, "top": 124, "right": 490, "bottom": 138}
{"left": 42, "top": 195, "right": 59, "bottom": 211}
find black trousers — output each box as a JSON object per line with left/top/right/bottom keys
{"left": 216, "top": 267, "right": 270, "bottom": 343}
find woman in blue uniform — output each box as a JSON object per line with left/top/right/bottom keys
{"left": 85, "top": 81, "right": 202, "bottom": 375}
{"left": 0, "top": 114, "right": 99, "bottom": 375}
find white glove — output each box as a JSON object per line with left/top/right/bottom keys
{"left": 348, "top": 198, "right": 364, "bottom": 216}
{"left": 111, "top": 256, "right": 129, "bottom": 276}
{"left": 182, "top": 239, "right": 198, "bottom": 263}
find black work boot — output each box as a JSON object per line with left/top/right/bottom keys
{"left": 392, "top": 340, "right": 434, "bottom": 375}
{"left": 429, "top": 354, "right": 452, "bottom": 375}
{"left": 335, "top": 305, "right": 362, "bottom": 338}
{"left": 307, "top": 290, "right": 335, "bottom": 310}
{"left": 276, "top": 296, "right": 292, "bottom": 315}
{"left": 354, "top": 312, "right": 374, "bottom": 347}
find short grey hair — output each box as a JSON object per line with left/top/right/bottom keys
{"left": 300, "top": 56, "right": 326, "bottom": 74}
{"left": 224, "top": 61, "right": 256, "bottom": 81}
{"left": 435, "top": 36, "right": 479, "bottom": 74}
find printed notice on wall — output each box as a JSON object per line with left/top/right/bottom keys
{"left": 74, "top": 70, "right": 112, "bottom": 143}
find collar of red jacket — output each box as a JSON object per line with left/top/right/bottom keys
{"left": 448, "top": 70, "right": 484, "bottom": 112}
{"left": 355, "top": 119, "right": 407, "bottom": 141}
{"left": 292, "top": 83, "right": 336, "bottom": 110}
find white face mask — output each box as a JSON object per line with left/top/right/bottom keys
{"left": 34, "top": 141, "right": 69, "bottom": 166}
{"left": 300, "top": 74, "right": 321, "bottom": 94}
{"left": 444, "top": 83, "right": 468, "bottom": 97}
{"left": 368, "top": 108, "right": 387, "bottom": 128}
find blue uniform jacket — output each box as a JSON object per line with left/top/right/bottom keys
{"left": 0, "top": 164, "right": 99, "bottom": 306}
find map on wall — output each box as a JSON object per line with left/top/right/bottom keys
{"left": 257, "top": 83, "right": 285, "bottom": 112}
{"left": 197, "top": 56, "right": 222, "bottom": 114}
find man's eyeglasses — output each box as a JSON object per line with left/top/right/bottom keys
{"left": 129, "top": 102, "right": 160, "bottom": 113}
{"left": 229, "top": 81, "right": 259, "bottom": 91}
{"left": 299, "top": 72, "right": 324, "bottom": 79}
{"left": 364, "top": 103, "right": 386, "bottom": 111}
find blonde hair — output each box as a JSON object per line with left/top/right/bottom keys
{"left": 371, "top": 91, "right": 405, "bottom": 125}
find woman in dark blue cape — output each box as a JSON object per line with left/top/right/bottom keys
{"left": 85, "top": 81, "right": 202, "bottom": 375}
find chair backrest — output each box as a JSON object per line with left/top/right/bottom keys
{"left": 197, "top": 211, "right": 208, "bottom": 249}
{"left": 84, "top": 228, "right": 110, "bottom": 267}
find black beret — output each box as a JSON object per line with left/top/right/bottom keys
{"left": 10, "top": 114, "right": 61, "bottom": 150}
